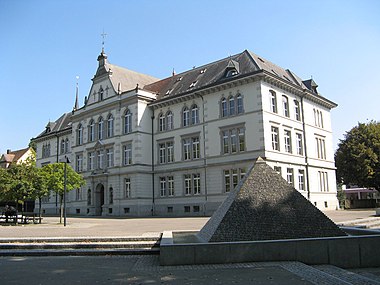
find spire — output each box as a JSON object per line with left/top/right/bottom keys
{"left": 73, "top": 76, "right": 79, "bottom": 112}
{"left": 97, "top": 30, "right": 108, "bottom": 67}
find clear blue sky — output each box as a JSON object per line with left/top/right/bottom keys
{"left": 0, "top": 0, "right": 379, "bottom": 154}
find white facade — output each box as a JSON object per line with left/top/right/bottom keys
{"left": 33, "top": 49, "right": 339, "bottom": 216}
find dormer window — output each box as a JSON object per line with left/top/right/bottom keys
{"left": 99, "top": 87, "right": 104, "bottom": 101}
{"left": 176, "top": 77, "right": 183, "bottom": 82}
{"left": 189, "top": 81, "right": 197, "bottom": 89}
{"left": 165, "top": 89, "right": 172, "bottom": 96}
{"left": 225, "top": 69, "right": 238, "bottom": 78}
{"left": 200, "top": 68, "right": 207, "bottom": 74}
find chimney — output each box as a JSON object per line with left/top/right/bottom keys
{"left": 7, "top": 149, "right": 11, "bottom": 154}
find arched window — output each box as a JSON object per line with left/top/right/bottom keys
{"left": 237, "top": 94, "right": 243, "bottom": 114}
{"left": 191, "top": 105, "right": 199, "bottom": 125}
{"left": 61, "top": 139, "right": 65, "bottom": 154}
{"left": 107, "top": 114, "right": 114, "bottom": 138}
{"left": 282, "top": 95, "right": 289, "bottom": 117}
{"left": 98, "top": 117, "right": 104, "bottom": 140}
{"left": 158, "top": 112, "right": 165, "bottom": 132}
{"left": 109, "top": 187, "right": 113, "bottom": 204}
{"left": 124, "top": 109, "right": 132, "bottom": 134}
{"left": 87, "top": 189, "right": 91, "bottom": 206}
{"left": 183, "top": 107, "right": 190, "bottom": 127}
{"left": 221, "top": 97, "right": 227, "bottom": 117}
{"left": 270, "top": 91, "right": 277, "bottom": 113}
{"left": 294, "top": 100, "right": 301, "bottom": 121}
{"left": 65, "top": 138, "right": 69, "bottom": 153}
{"left": 88, "top": 120, "right": 95, "bottom": 142}
{"left": 77, "top": 124, "right": 83, "bottom": 145}
{"left": 228, "top": 96, "right": 235, "bottom": 116}
{"left": 166, "top": 111, "right": 173, "bottom": 130}
{"left": 99, "top": 87, "right": 104, "bottom": 101}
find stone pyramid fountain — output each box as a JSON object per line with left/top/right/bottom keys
{"left": 197, "top": 157, "right": 346, "bottom": 242}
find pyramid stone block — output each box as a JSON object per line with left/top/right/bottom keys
{"left": 198, "top": 157, "right": 346, "bottom": 242}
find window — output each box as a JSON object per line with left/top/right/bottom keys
{"left": 298, "top": 170, "right": 305, "bottom": 191}
{"left": 271, "top": 126, "right": 279, "bottom": 151}
{"left": 98, "top": 117, "right": 104, "bottom": 140}
{"left": 228, "top": 96, "right": 235, "bottom": 116}
{"left": 274, "top": 166, "right": 281, "bottom": 175}
{"left": 88, "top": 152, "right": 95, "bottom": 170}
{"left": 182, "top": 136, "right": 200, "bottom": 160}
{"left": 221, "top": 126, "right": 245, "bottom": 154}
{"left": 184, "top": 174, "right": 192, "bottom": 195}
{"left": 76, "top": 188, "right": 81, "bottom": 201}
{"left": 296, "top": 133, "right": 303, "bottom": 155}
{"left": 224, "top": 168, "right": 246, "bottom": 192}
{"left": 88, "top": 120, "right": 95, "bottom": 142}
{"left": 270, "top": 91, "right": 277, "bottom": 113}
{"left": 125, "top": 178, "right": 131, "bottom": 198}
{"left": 282, "top": 95, "right": 289, "bottom": 117}
{"left": 107, "top": 114, "right": 114, "bottom": 138}
{"left": 189, "top": 81, "right": 197, "bottom": 88}
{"left": 77, "top": 124, "right": 83, "bottom": 145}
{"left": 109, "top": 187, "right": 113, "bottom": 204}
{"left": 184, "top": 206, "right": 191, "bottom": 213}
{"left": 87, "top": 189, "right": 91, "bottom": 206}
{"left": 191, "top": 105, "right": 199, "bottom": 125}
{"left": 284, "top": 130, "right": 292, "bottom": 153}
{"left": 318, "top": 171, "right": 329, "bottom": 192}
{"left": 61, "top": 139, "right": 65, "bottom": 154}
{"left": 123, "top": 143, "right": 132, "bottom": 165}
{"left": 166, "top": 111, "right": 173, "bottom": 130}
{"left": 167, "top": 207, "right": 173, "bottom": 213}
{"left": 287, "top": 168, "right": 294, "bottom": 186}
{"left": 183, "top": 107, "right": 190, "bottom": 127}
{"left": 314, "top": 109, "right": 324, "bottom": 128}
{"left": 76, "top": 154, "right": 83, "bottom": 172}
{"left": 235, "top": 94, "right": 243, "bottom": 114}
{"left": 106, "top": 148, "right": 113, "bottom": 168}
{"left": 97, "top": 150, "right": 104, "bottom": 169}
{"left": 99, "top": 88, "right": 104, "bottom": 101}
{"left": 168, "top": 176, "right": 174, "bottom": 196}
{"left": 193, "top": 174, "right": 201, "bottom": 195}
{"left": 316, "top": 137, "right": 326, "bottom": 159}
{"left": 160, "top": 177, "right": 166, "bottom": 197}
{"left": 124, "top": 109, "right": 132, "bottom": 134}
{"left": 193, "top": 206, "right": 200, "bottom": 212}
{"left": 294, "top": 100, "right": 301, "bottom": 121}
{"left": 65, "top": 138, "right": 69, "bottom": 153}
{"left": 221, "top": 98, "right": 227, "bottom": 117}
{"left": 158, "top": 113, "right": 165, "bottom": 132}
{"left": 158, "top": 141, "right": 174, "bottom": 164}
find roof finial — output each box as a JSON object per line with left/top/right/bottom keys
{"left": 101, "top": 29, "right": 107, "bottom": 53}
{"left": 73, "top": 76, "right": 79, "bottom": 112}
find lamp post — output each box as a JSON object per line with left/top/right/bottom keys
{"left": 63, "top": 156, "right": 70, "bottom": 227}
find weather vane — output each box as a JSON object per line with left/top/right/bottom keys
{"left": 101, "top": 30, "right": 107, "bottom": 51}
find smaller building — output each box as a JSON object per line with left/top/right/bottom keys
{"left": 0, "top": 147, "right": 34, "bottom": 169}
{"left": 343, "top": 185, "right": 380, "bottom": 209}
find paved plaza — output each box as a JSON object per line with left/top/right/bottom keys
{"left": 0, "top": 209, "right": 379, "bottom": 284}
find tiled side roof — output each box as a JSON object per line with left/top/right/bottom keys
{"left": 144, "top": 49, "right": 317, "bottom": 101}
{"left": 0, "top": 147, "right": 30, "bottom": 164}
{"left": 35, "top": 112, "right": 72, "bottom": 139}
{"left": 197, "top": 158, "right": 346, "bottom": 242}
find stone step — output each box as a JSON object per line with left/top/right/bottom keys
{"left": 0, "top": 241, "right": 159, "bottom": 250}
{"left": 313, "top": 265, "right": 380, "bottom": 285}
{"left": 0, "top": 236, "right": 161, "bottom": 256}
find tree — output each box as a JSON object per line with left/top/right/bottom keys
{"left": 335, "top": 121, "right": 380, "bottom": 190}
{"left": 41, "top": 162, "right": 85, "bottom": 223}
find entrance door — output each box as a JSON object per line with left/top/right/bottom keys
{"left": 95, "top": 183, "right": 105, "bottom": 215}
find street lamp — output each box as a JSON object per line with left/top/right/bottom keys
{"left": 63, "top": 156, "right": 70, "bottom": 227}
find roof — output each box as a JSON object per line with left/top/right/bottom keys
{"left": 197, "top": 157, "right": 346, "bottom": 242}
{"left": 35, "top": 112, "right": 72, "bottom": 139}
{"left": 93, "top": 51, "right": 159, "bottom": 94}
{"left": 0, "top": 147, "right": 31, "bottom": 164}
{"left": 144, "top": 50, "right": 318, "bottom": 102}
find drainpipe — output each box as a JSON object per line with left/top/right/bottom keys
{"left": 151, "top": 115, "right": 155, "bottom": 216}
{"left": 300, "top": 96, "right": 311, "bottom": 200}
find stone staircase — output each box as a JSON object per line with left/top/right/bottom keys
{"left": 0, "top": 236, "right": 161, "bottom": 256}
{"left": 338, "top": 217, "right": 380, "bottom": 230}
